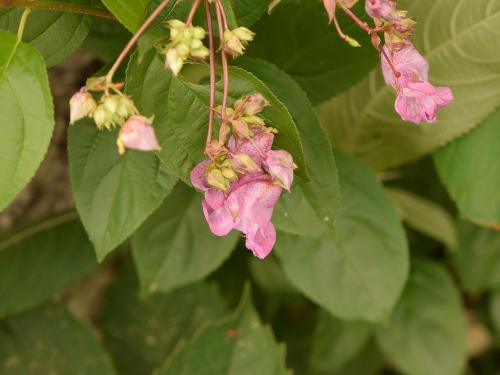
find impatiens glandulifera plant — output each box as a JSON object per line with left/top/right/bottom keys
{"left": 1, "top": 0, "right": 500, "bottom": 374}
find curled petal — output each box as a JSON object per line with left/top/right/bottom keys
{"left": 190, "top": 160, "right": 211, "bottom": 191}
{"left": 264, "top": 150, "right": 295, "bottom": 191}
{"left": 381, "top": 43, "right": 429, "bottom": 87}
{"left": 202, "top": 200, "right": 236, "bottom": 237}
{"left": 228, "top": 130, "right": 274, "bottom": 165}
{"left": 244, "top": 222, "right": 277, "bottom": 259}
{"left": 365, "top": 0, "right": 399, "bottom": 21}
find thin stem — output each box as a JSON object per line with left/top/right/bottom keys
{"left": 16, "top": 7, "right": 30, "bottom": 40}
{"left": 205, "top": 0, "right": 216, "bottom": 149}
{"left": 106, "top": 0, "right": 171, "bottom": 86}
{"left": 340, "top": 4, "right": 372, "bottom": 34}
{"left": 215, "top": 0, "right": 228, "bottom": 29}
{"left": 186, "top": 0, "right": 202, "bottom": 26}
{"left": 215, "top": 0, "right": 229, "bottom": 124}
{"left": 0, "top": 0, "right": 113, "bottom": 19}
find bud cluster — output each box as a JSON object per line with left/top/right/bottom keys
{"left": 222, "top": 27, "right": 255, "bottom": 57}
{"left": 164, "top": 20, "right": 209, "bottom": 76}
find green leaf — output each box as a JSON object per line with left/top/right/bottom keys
{"left": 248, "top": 256, "right": 300, "bottom": 300}
{"left": 156, "top": 285, "right": 289, "bottom": 375}
{"left": 0, "top": 303, "right": 116, "bottom": 374}
{"left": 235, "top": 58, "right": 339, "bottom": 239}
{"left": 334, "top": 340, "right": 385, "bottom": 375}
{"left": 126, "top": 51, "right": 306, "bottom": 183}
{"left": 68, "top": 119, "right": 177, "bottom": 261}
{"left": 317, "top": 0, "right": 500, "bottom": 170}
{"left": 82, "top": 18, "right": 131, "bottom": 63}
{"left": 0, "top": 2, "right": 92, "bottom": 67}
{"left": 230, "top": 0, "right": 268, "bottom": 27}
{"left": 102, "top": 0, "right": 151, "bottom": 31}
{"left": 376, "top": 259, "right": 467, "bottom": 375}
{"left": 385, "top": 187, "right": 457, "bottom": 250}
{"left": 132, "top": 182, "right": 239, "bottom": 294}
{"left": 248, "top": 0, "right": 377, "bottom": 103}
{"left": 275, "top": 152, "right": 409, "bottom": 322}
{"left": 434, "top": 109, "right": 500, "bottom": 228}
{"left": 452, "top": 221, "right": 500, "bottom": 291}
{"left": 0, "top": 212, "right": 96, "bottom": 318}
{"left": 0, "top": 30, "right": 54, "bottom": 211}
{"left": 310, "top": 312, "right": 372, "bottom": 372}
{"left": 100, "top": 265, "right": 227, "bottom": 375}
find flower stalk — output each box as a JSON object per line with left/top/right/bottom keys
{"left": 16, "top": 6, "right": 30, "bottom": 40}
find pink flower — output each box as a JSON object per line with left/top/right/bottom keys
{"left": 264, "top": 150, "right": 295, "bottom": 191}
{"left": 395, "top": 81, "right": 453, "bottom": 124}
{"left": 69, "top": 88, "right": 96, "bottom": 124}
{"left": 365, "top": 0, "right": 399, "bottom": 21}
{"left": 381, "top": 43, "right": 429, "bottom": 87}
{"left": 191, "top": 166, "right": 282, "bottom": 259}
{"left": 117, "top": 115, "right": 161, "bottom": 154}
{"left": 227, "top": 129, "right": 274, "bottom": 165}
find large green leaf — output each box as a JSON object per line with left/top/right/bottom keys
{"left": 0, "top": 212, "right": 97, "bottom": 318}
{"left": 452, "top": 221, "right": 500, "bottom": 291}
{"left": 0, "top": 2, "right": 92, "bottom": 67}
{"left": 434, "top": 109, "right": 500, "bottom": 228}
{"left": 100, "top": 265, "right": 227, "bottom": 375}
{"left": 132, "top": 183, "right": 239, "bottom": 294}
{"left": 376, "top": 259, "right": 467, "bottom": 375}
{"left": 0, "top": 303, "right": 116, "bottom": 374}
{"left": 82, "top": 18, "right": 131, "bottom": 63}
{"left": 317, "top": 0, "right": 500, "bottom": 170}
{"left": 275, "top": 152, "right": 409, "bottom": 322}
{"left": 156, "top": 286, "right": 289, "bottom": 375}
{"left": 126, "top": 51, "right": 306, "bottom": 183}
{"left": 236, "top": 58, "right": 339, "bottom": 239}
{"left": 248, "top": 0, "right": 377, "bottom": 103}
{"left": 310, "top": 311, "right": 372, "bottom": 372}
{"left": 68, "top": 119, "right": 177, "bottom": 261}
{"left": 0, "top": 31, "right": 54, "bottom": 211}
{"left": 102, "top": 0, "right": 151, "bottom": 31}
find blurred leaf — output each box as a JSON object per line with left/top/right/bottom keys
{"left": 275, "top": 152, "right": 409, "bottom": 322}
{"left": 236, "top": 58, "right": 339, "bottom": 239}
{"left": 248, "top": 256, "right": 300, "bottom": 300}
{"left": 102, "top": 0, "right": 151, "bottom": 31}
{"left": 248, "top": 0, "right": 377, "bottom": 103}
{"left": 156, "top": 285, "right": 289, "bottom": 375}
{"left": 310, "top": 311, "right": 371, "bottom": 372}
{"left": 132, "top": 183, "right": 239, "bottom": 294}
{"left": 0, "top": 303, "right": 116, "bottom": 374}
{"left": 68, "top": 119, "right": 177, "bottom": 261}
{"left": 0, "top": 1, "right": 92, "bottom": 67}
{"left": 317, "top": 0, "right": 500, "bottom": 170}
{"left": 489, "top": 292, "right": 500, "bottom": 339}
{"left": 126, "top": 51, "right": 306, "bottom": 182}
{"left": 386, "top": 187, "right": 457, "bottom": 250}
{"left": 0, "top": 31, "right": 54, "bottom": 211}
{"left": 82, "top": 18, "right": 131, "bottom": 62}
{"left": 453, "top": 221, "right": 500, "bottom": 291}
{"left": 434, "top": 109, "right": 500, "bottom": 228}
{"left": 334, "top": 340, "right": 385, "bottom": 375}
{"left": 0, "top": 212, "right": 96, "bottom": 318}
{"left": 100, "top": 265, "right": 227, "bottom": 375}
{"left": 376, "top": 259, "right": 467, "bottom": 375}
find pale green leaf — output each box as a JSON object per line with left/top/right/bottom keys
{"left": 102, "top": 0, "right": 151, "bottom": 31}
{"left": 0, "top": 31, "right": 54, "bottom": 211}
{"left": 317, "top": 0, "right": 500, "bottom": 170}
{"left": 376, "top": 259, "right": 467, "bottom": 375}
{"left": 68, "top": 119, "right": 177, "bottom": 261}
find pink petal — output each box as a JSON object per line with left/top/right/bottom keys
{"left": 119, "top": 116, "right": 161, "bottom": 152}
{"left": 191, "top": 160, "right": 211, "bottom": 191}
{"left": 202, "top": 199, "right": 236, "bottom": 236}
{"left": 244, "top": 221, "right": 276, "bottom": 259}
{"left": 264, "top": 150, "right": 295, "bottom": 191}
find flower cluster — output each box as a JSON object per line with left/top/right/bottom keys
{"left": 164, "top": 20, "right": 209, "bottom": 76}
{"left": 191, "top": 94, "right": 296, "bottom": 259}
{"left": 69, "top": 78, "right": 161, "bottom": 155}
{"left": 367, "top": 0, "right": 453, "bottom": 123}
{"left": 222, "top": 27, "right": 255, "bottom": 57}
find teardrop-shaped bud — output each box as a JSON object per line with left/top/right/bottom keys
{"left": 117, "top": 115, "right": 162, "bottom": 155}
{"left": 69, "top": 88, "right": 96, "bottom": 124}
{"left": 264, "top": 150, "right": 296, "bottom": 191}
{"left": 231, "top": 153, "right": 261, "bottom": 174}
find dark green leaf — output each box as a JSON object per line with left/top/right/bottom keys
{"left": 247, "top": 0, "right": 377, "bottom": 103}
{"left": 132, "top": 183, "right": 239, "bottom": 294}
{"left": 452, "top": 221, "right": 500, "bottom": 291}
{"left": 102, "top": 0, "right": 151, "bottom": 31}
{"left": 310, "top": 311, "right": 371, "bottom": 372}
{"left": 68, "top": 119, "right": 177, "bottom": 261}
{"left": 0, "top": 30, "right": 54, "bottom": 211}
{"left": 100, "top": 265, "right": 227, "bottom": 375}
{"left": 126, "top": 51, "right": 306, "bottom": 182}
{"left": 376, "top": 259, "right": 467, "bottom": 375}
{"left": 0, "top": 212, "right": 96, "bottom": 318}
{"left": 0, "top": 2, "right": 92, "bottom": 67}
{"left": 82, "top": 18, "right": 131, "bottom": 63}
{"left": 275, "top": 152, "right": 408, "bottom": 322}
{"left": 156, "top": 285, "right": 289, "bottom": 375}
{"left": 0, "top": 303, "right": 116, "bottom": 374}
{"left": 434, "top": 109, "right": 500, "bottom": 228}
{"left": 236, "top": 58, "right": 339, "bottom": 239}
{"left": 248, "top": 256, "right": 300, "bottom": 300}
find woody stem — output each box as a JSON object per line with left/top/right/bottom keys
{"left": 105, "top": 0, "right": 171, "bottom": 87}
{"left": 215, "top": 0, "right": 229, "bottom": 125}
{"left": 186, "top": 0, "right": 202, "bottom": 26}
{"left": 205, "top": 0, "right": 216, "bottom": 149}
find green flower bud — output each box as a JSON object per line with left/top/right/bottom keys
{"left": 221, "top": 167, "right": 238, "bottom": 181}
{"left": 165, "top": 48, "right": 185, "bottom": 76}
{"left": 93, "top": 104, "right": 112, "bottom": 130}
{"left": 232, "top": 27, "right": 255, "bottom": 42}
{"left": 206, "top": 168, "right": 229, "bottom": 191}
{"left": 190, "top": 46, "right": 209, "bottom": 59}
{"left": 190, "top": 39, "right": 203, "bottom": 50}
{"left": 192, "top": 26, "right": 206, "bottom": 40}
{"left": 103, "top": 95, "right": 120, "bottom": 113}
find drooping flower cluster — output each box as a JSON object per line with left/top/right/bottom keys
{"left": 191, "top": 94, "right": 296, "bottom": 259}
{"left": 69, "top": 78, "right": 161, "bottom": 155}
{"left": 322, "top": 0, "right": 453, "bottom": 124}
{"left": 222, "top": 27, "right": 255, "bottom": 57}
